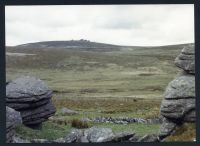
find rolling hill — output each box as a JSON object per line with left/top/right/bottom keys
{"left": 14, "top": 39, "right": 124, "bottom": 51}
{"left": 6, "top": 41, "right": 193, "bottom": 99}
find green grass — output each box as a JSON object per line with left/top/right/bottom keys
{"left": 15, "top": 121, "right": 160, "bottom": 140}
{"left": 15, "top": 121, "right": 72, "bottom": 140}
{"left": 6, "top": 45, "right": 181, "bottom": 100}
{"left": 6, "top": 44, "right": 186, "bottom": 141}
{"left": 93, "top": 123, "right": 160, "bottom": 136}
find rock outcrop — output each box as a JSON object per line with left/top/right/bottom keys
{"left": 6, "top": 106, "right": 22, "bottom": 143}
{"left": 159, "top": 44, "right": 195, "bottom": 140}
{"left": 175, "top": 44, "right": 195, "bottom": 74}
{"left": 6, "top": 76, "right": 56, "bottom": 127}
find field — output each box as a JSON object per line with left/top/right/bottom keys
{"left": 6, "top": 44, "right": 186, "bottom": 140}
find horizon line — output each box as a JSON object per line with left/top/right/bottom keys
{"left": 6, "top": 39, "right": 194, "bottom": 48}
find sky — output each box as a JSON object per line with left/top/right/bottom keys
{"left": 6, "top": 5, "right": 194, "bottom": 46}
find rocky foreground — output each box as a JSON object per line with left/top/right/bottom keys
{"left": 11, "top": 127, "right": 159, "bottom": 143}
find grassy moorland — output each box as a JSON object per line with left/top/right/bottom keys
{"left": 6, "top": 43, "right": 193, "bottom": 140}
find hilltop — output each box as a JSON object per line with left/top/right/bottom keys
{"left": 14, "top": 39, "right": 124, "bottom": 51}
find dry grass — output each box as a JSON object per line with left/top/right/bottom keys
{"left": 164, "top": 123, "right": 196, "bottom": 142}
{"left": 71, "top": 119, "right": 89, "bottom": 129}
{"left": 52, "top": 97, "right": 161, "bottom": 118}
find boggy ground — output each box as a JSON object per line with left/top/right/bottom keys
{"left": 6, "top": 44, "right": 195, "bottom": 141}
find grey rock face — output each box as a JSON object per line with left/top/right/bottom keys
{"left": 6, "top": 76, "right": 52, "bottom": 98}
{"left": 160, "top": 75, "right": 195, "bottom": 121}
{"left": 21, "top": 101, "right": 56, "bottom": 125}
{"left": 6, "top": 76, "right": 52, "bottom": 110}
{"left": 159, "top": 75, "right": 195, "bottom": 139}
{"left": 184, "top": 109, "right": 196, "bottom": 122}
{"left": 53, "top": 138, "right": 66, "bottom": 143}
{"left": 161, "top": 98, "right": 195, "bottom": 120}
{"left": 65, "top": 129, "right": 83, "bottom": 143}
{"left": 12, "top": 136, "right": 30, "bottom": 143}
{"left": 129, "top": 135, "right": 141, "bottom": 142}
{"left": 6, "top": 76, "right": 56, "bottom": 127}
{"left": 31, "top": 139, "right": 52, "bottom": 143}
{"left": 159, "top": 44, "right": 196, "bottom": 140}
{"left": 111, "top": 132, "right": 135, "bottom": 142}
{"left": 84, "top": 127, "right": 114, "bottom": 142}
{"left": 6, "top": 106, "right": 22, "bottom": 128}
{"left": 80, "top": 136, "right": 89, "bottom": 143}
{"left": 164, "top": 75, "right": 195, "bottom": 99}
{"left": 27, "top": 127, "right": 137, "bottom": 143}
{"left": 138, "top": 134, "right": 159, "bottom": 142}
{"left": 7, "top": 98, "right": 50, "bottom": 110}
{"left": 175, "top": 44, "right": 195, "bottom": 74}
{"left": 63, "top": 127, "right": 136, "bottom": 143}
{"left": 6, "top": 106, "right": 22, "bottom": 143}
{"left": 159, "top": 118, "right": 177, "bottom": 139}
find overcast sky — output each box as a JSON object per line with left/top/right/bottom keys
{"left": 6, "top": 5, "right": 194, "bottom": 46}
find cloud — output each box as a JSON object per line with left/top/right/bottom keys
{"left": 6, "top": 5, "right": 194, "bottom": 46}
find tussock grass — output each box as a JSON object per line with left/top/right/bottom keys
{"left": 164, "top": 123, "right": 196, "bottom": 142}
{"left": 71, "top": 119, "right": 89, "bottom": 129}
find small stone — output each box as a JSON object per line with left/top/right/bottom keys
{"left": 60, "top": 108, "right": 79, "bottom": 115}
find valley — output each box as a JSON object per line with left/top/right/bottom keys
{"left": 6, "top": 41, "right": 190, "bottom": 141}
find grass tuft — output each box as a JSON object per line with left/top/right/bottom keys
{"left": 164, "top": 123, "right": 196, "bottom": 142}
{"left": 71, "top": 119, "right": 89, "bottom": 129}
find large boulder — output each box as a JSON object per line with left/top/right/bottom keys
{"left": 6, "top": 76, "right": 56, "bottom": 127}
{"left": 160, "top": 75, "right": 195, "bottom": 122}
{"left": 175, "top": 44, "right": 195, "bottom": 74}
{"left": 6, "top": 106, "right": 22, "bottom": 143}
{"left": 6, "top": 76, "right": 52, "bottom": 110}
